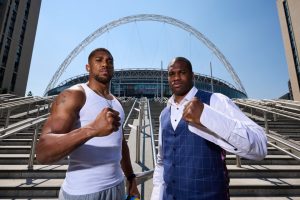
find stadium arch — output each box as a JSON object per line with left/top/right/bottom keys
{"left": 44, "top": 14, "right": 247, "bottom": 96}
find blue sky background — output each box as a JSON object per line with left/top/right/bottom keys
{"left": 27, "top": 0, "right": 289, "bottom": 99}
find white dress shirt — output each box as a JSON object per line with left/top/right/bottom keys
{"left": 151, "top": 87, "right": 267, "bottom": 200}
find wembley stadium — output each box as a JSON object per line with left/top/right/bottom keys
{"left": 46, "top": 68, "right": 247, "bottom": 98}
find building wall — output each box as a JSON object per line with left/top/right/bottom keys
{"left": 277, "top": 0, "right": 300, "bottom": 101}
{"left": 0, "top": 0, "right": 41, "bottom": 96}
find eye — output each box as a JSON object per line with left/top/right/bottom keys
{"left": 107, "top": 59, "right": 113, "bottom": 65}
{"left": 168, "top": 72, "right": 174, "bottom": 77}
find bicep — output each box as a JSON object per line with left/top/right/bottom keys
{"left": 42, "top": 90, "right": 82, "bottom": 135}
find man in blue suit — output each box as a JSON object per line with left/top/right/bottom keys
{"left": 151, "top": 57, "right": 267, "bottom": 200}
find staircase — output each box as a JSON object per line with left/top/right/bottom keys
{"left": 231, "top": 98, "right": 300, "bottom": 199}
{"left": 0, "top": 95, "right": 138, "bottom": 199}
{"left": 1, "top": 95, "right": 300, "bottom": 199}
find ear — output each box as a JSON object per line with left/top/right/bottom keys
{"left": 86, "top": 64, "right": 90, "bottom": 72}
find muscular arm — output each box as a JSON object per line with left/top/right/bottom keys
{"left": 36, "top": 89, "right": 86, "bottom": 164}
{"left": 36, "top": 87, "right": 120, "bottom": 164}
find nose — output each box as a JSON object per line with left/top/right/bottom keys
{"left": 173, "top": 72, "right": 181, "bottom": 80}
{"left": 101, "top": 60, "right": 108, "bottom": 68}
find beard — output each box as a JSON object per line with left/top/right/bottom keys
{"left": 93, "top": 74, "right": 112, "bottom": 84}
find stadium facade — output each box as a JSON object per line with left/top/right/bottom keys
{"left": 47, "top": 68, "right": 247, "bottom": 99}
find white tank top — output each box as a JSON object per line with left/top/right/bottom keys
{"left": 62, "top": 83, "right": 125, "bottom": 195}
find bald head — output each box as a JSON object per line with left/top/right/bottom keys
{"left": 168, "top": 57, "right": 193, "bottom": 73}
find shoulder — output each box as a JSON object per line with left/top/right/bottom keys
{"left": 195, "top": 90, "right": 213, "bottom": 105}
{"left": 52, "top": 85, "right": 86, "bottom": 113}
{"left": 160, "top": 105, "right": 169, "bottom": 118}
{"left": 210, "top": 92, "right": 237, "bottom": 110}
{"left": 211, "top": 92, "right": 231, "bottom": 102}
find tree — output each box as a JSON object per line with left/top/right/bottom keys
{"left": 27, "top": 91, "right": 33, "bottom": 96}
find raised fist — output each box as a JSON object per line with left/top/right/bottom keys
{"left": 87, "top": 107, "right": 121, "bottom": 137}
{"left": 182, "top": 97, "right": 204, "bottom": 126}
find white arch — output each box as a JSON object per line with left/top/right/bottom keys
{"left": 44, "top": 14, "right": 247, "bottom": 96}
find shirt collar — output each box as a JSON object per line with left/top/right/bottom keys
{"left": 168, "top": 86, "right": 198, "bottom": 106}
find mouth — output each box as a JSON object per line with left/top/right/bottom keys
{"left": 99, "top": 70, "right": 109, "bottom": 75}
{"left": 172, "top": 82, "right": 182, "bottom": 88}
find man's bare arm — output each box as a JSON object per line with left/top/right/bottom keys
{"left": 121, "top": 137, "right": 140, "bottom": 198}
{"left": 36, "top": 88, "right": 120, "bottom": 164}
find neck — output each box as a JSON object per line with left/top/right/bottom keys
{"left": 173, "top": 87, "right": 193, "bottom": 104}
{"left": 87, "top": 82, "right": 111, "bottom": 98}
{"left": 174, "top": 95, "right": 185, "bottom": 104}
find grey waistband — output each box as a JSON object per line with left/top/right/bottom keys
{"left": 59, "top": 181, "right": 125, "bottom": 200}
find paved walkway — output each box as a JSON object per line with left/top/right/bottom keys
{"left": 127, "top": 112, "right": 155, "bottom": 200}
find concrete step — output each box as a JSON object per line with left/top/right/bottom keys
{"left": 225, "top": 154, "right": 299, "bottom": 165}
{"left": 0, "top": 139, "right": 33, "bottom": 146}
{"left": 0, "top": 179, "right": 61, "bottom": 198}
{"left": 227, "top": 165, "right": 300, "bottom": 178}
{"left": 229, "top": 178, "right": 300, "bottom": 196}
{"left": 5, "top": 132, "right": 37, "bottom": 139}
{"left": 0, "top": 155, "right": 68, "bottom": 165}
{"left": 0, "top": 146, "right": 31, "bottom": 154}
{"left": 1, "top": 178, "right": 300, "bottom": 198}
{"left": 0, "top": 197, "right": 58, "bottom": 200}
{"left": 0, "top": 164, "right": 68, "bottom": 178}
{"left": 231, "top": 197, "right": 300, "bottom": 200}
{"left": 1, "top": 164, "right": 299, "bottom": 179}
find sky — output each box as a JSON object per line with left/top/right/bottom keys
{"left": 27, "top": 0, "right": 289, "bottom": 99}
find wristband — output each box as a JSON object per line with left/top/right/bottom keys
{"left": 126, "top": 195, "right": 140, "bottom": 200}
{"left": 126, "top": 173, "right": 136, "bottom": 181}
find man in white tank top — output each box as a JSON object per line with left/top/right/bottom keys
{"left": 36, "top": 48, "right": 140, "bottom": 200}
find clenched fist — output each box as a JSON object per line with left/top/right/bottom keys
{"left": 182, "top": 97, "right": 204, "bottom": 126}
{"left": 86, "top": 107, "right": 121, "bottom": 137}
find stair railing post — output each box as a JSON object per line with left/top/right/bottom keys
{"left": 28, "top": 123, "right": 41, "bottom": 170}
{"left": 4, "top": 108, "right": 11, "bottom": 128}
{"left": 136, "top": 101, "right": 144, "bottom": 163}
{"left": 236, "top": 155, "right": 241, "bottom": 168}
{"left": 27, "top": 103, "right": 31, "bottom": 116}
{"left": 264, "top": 111, "right": 269, "bottom": 134}
{"left": 273, "top": 113, "right": 277, "bottom": 121}
{"left": 136, "top": 124, "right": 140, "bottom": 163}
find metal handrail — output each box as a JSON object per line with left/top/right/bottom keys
{"left": 134, "top": 170, "right": 154, "bottom": 185}
{"left": 267, "top": 130, "right": 300, "bottom": 161}
{"left": 0, "top": 114, "right": 49, "bottom": 138}
{"left": 234, "top": 100, "right": 300, "bottom": 121}
{"left": 123, "top": 99, "right": 137, "bottom": 129}
{"left": 147, "top": 99, "right": 157, "bottom": 167}
{"left": 236, "top": 98, "right": 300, "bottom": 114}
{"left": 237, "top": 99, "right": 300, "bottom": 117}
{"left": 0, "top": 113, "right": 48, "bottom": 169}
{"left": 234, "top": 99, "right": 300, "bottom": 161}
{"left": 268, "top": 141, "right": 300, "bottom": 161}
{"left": 0, "top": 96, "right": 52, "bottom": 109}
